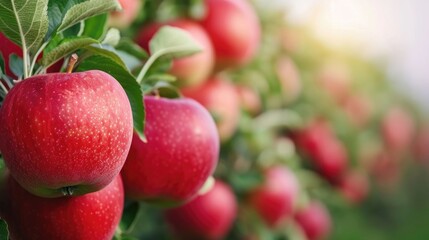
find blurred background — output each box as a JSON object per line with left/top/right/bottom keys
{"left": 274, "top": 0, "right": 429, "bottom": 112}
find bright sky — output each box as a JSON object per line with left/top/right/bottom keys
{"left": 275, "top": 0, "right": 429, "bottom": 112}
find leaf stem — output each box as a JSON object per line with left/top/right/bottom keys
{"left": 135, "top": 51, "right": 162, "bottom": 84}
{"left": 0, "top": 80, "right": 9, "bottom": 94}
{"left": 29, "top": 41, "right": 49, "bottom": 76}
{"left": 22, "top": 46, "right": 29, "bottom": 79}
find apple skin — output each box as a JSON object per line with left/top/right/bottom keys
{"left": 413, "top": 125, "right": 429, "bottom": 164}
{"left": 121, "top": 96, "right": 219, "bottom": 205}
{"left": 165, "top": 180, "right": 237, "bottom": 240}
{"left": 382, "top": 106, "right": 415, "bottom": 153}
{"left": 249, "top": 166, "right": 300, "bottom": 228}
{"left": 200, "top": 0, "right": 261, "bottom": 70}
{"left": 109, "top": 0, "right": 142, "bottom": 29}
{"left": 181, "top": 76, "right": 240, "bottom": 142}
{"left": 294, "top": 201, "right": 332, "bottom": 240}
{"left": 136, "top": 19, "right": 214, "bottom": 87}
{"left": 2, "top": 174, "right": 124, "bottom": 240}
{"left": 0, "top": 70, "right": 133, "bottom": 197}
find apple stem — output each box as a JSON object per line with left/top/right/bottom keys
{"left": 61, "top": 186, "right": 75, "bottom": 196}
{"left": 66, "top": 54, "right": 79, "bottom": 73}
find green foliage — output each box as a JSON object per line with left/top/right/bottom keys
{"left": 0, "top": 219, "right": 9, "bottom": 240}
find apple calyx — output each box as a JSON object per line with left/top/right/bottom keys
{"left": 61, "top": 186, "right": 76, "bottom": 196}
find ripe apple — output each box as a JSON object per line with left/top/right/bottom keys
{"left": 181, "top": 76, "right": 240, "bottom": 141}
{"left": 293, "top": 121, "right": 347, "bottom": 184}
{"left": 337, "top": 171, "right": 369, "bottom": 204}
{"left": 3, "top": 174, "right": 124, "bottom": 240}
{"left": 165, "top": 180, "right": 237, "bottom": 239}
{"left": 249, "top": 166, "right": 300, "bottom": 228}
{"left": 294, "top": 201, "right": 332, "bottom": 240}
{"left": 121, "top": 96, "right": 219, "bottom": 205}
{"left": 0, "top": 70, "right": 133, "bottom": 197}
{"left": 382, "top": 106, "right": 415, "bottom": 153}
{"left": 275, "top": 56, "right": 301, "bottom": 103}
{"left": 235, "top": 84, "right": 261, "bottom": 115}
{"left": 109, "top": 0, "right": 142, "bottom": 29}
{"left": 342, "top": 93, "right": 373, "bottom": 127}
{"left": 200, "top": 0, "right": 261, "bottom": 70}
{"left": 136, "top": 19, "right": 214, "bottom": 87}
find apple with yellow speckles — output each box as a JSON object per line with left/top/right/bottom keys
{"left": 2, "top": 174, "right": 124, "bottom": 240}
{"left": 0, "top": 70, "right": 133, "bottom": 198}
{"left": 121, "top": 96, "right": 219, "bottom": 205}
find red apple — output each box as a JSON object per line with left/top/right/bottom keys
{"left": 275, "top": 56, "right": 301, "bottom": 103}
{"left": 338, "top": 171, "right": 369, "bottom": 204}
{"left": 109, "top": 0, "right": 142, "bottom": 29}
{"left": 182, "top": 76, "right": 240, "bottom": 141}
{"left": 294, "top": 201, "right": 332, "bottom": 240}
{"left": 200, "top": 0, "right": 261, "bottom": 70}
{"left": 249, "top": 166, "right": 300, "bottom": 228}
{"left": 235, "top": 84, "right": 261, "bottom": 115}
{"left": 0, "top": 70, "right": 133, "bottom": 197}
{"left": 3, "top": 174, "right": 124, "bottom": 240}
{"left": 165, "top": 180, "right": 237, "bottom": 239}
{"left": 121, "top": 96, "right": 219, "bottom": 205}
{"left": 136, "top": 19, "right": 214, "bottom": 86}
{"left": 342, "top": 94, "right": 373, "bottom": 127}
{"left": 293, "top": 121, "right": 347, "bottom": 183}
{"left": 382, "top": 106, "right": 415, "bottom": 153}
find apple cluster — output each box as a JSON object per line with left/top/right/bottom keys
{"left": 0, "top": 0, "right": 428, "bottom": 239}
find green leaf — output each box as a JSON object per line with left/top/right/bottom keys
{"left": 149, "top": 26, "right": 202, "bottom": 60}
{"left": 41, "top": 37, "right": 98, "bottom": 68}
{"left": 119, "top": 202, "right": 140, "bottom": 232}
{"left": 82, "top": 45, "right": 127, "bottom": 69}
{"left": 0, "top": 0, "right": 49, "bottom": 54}
{"left": 116, "top": 39, "right": 148, "bottom": 60}
{"left": 76, "top": 54, "right": 145, "bottom": 141}
{"left": 62, "top": 22, "right": 84, "bottom": 38}
{"left": 0, "top": 53, "right": 4, "bottom": 75}
{"left": 46, "top": 0, "right": 85, "bottom": 39}
{"left": 9, "top": 54, "right": 24, "bottom": 78}
{"left": 102, "top": 28, "right": 121, "bottom": 46}
{"left": 0, "top": 219, "right": 9, "bottom": 240}
{"left": 58, "top": 0, "right": 121, "bottom": 33}
{"left": 81, "top": 13, "right": 108, "bottom": 40}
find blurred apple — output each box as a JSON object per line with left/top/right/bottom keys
{"left": 413, "top": 124, "right": 429, "bottom": 164}
{"left": 235, "top": 84, "right": 261, "bottom": 115}
{"left": 382, "top": 106, "right": 415, "bottom": 153}
{"left": 294, "top": 201, "right": 332, "bottom": 240}
{"left": 338, "top": 170, "right": 369, "bottom": 204}
{"left": 293, "top": 120, "right": 347, "bottom": 184}
{"left": 200, "top": 0, "right": 261, "bottom": 70}
{"left": 136, "top": 19, "right": 214, "bottom": 86}
{"left": 342, "top": 93, "right": 373, "bottom": 127}
{"left": 249, "top": 166, "right": 300, "bottom": 228}
{"left": 275, "top": 56, "right": 301, "bottom": 103}
{"left": 317, "top": 62, "right": 351, "bottom": 103}
{"left": 109, "top": 0, "right": 141, "bottom": 29}
{"left": 165, "top": 180, "right": 237, "bottom": 240}
{"left": 121, "top": 96, "right": 219, "bottom": 205}
{"left": 182, "top": 76, "right": 240, "bottom": 141}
